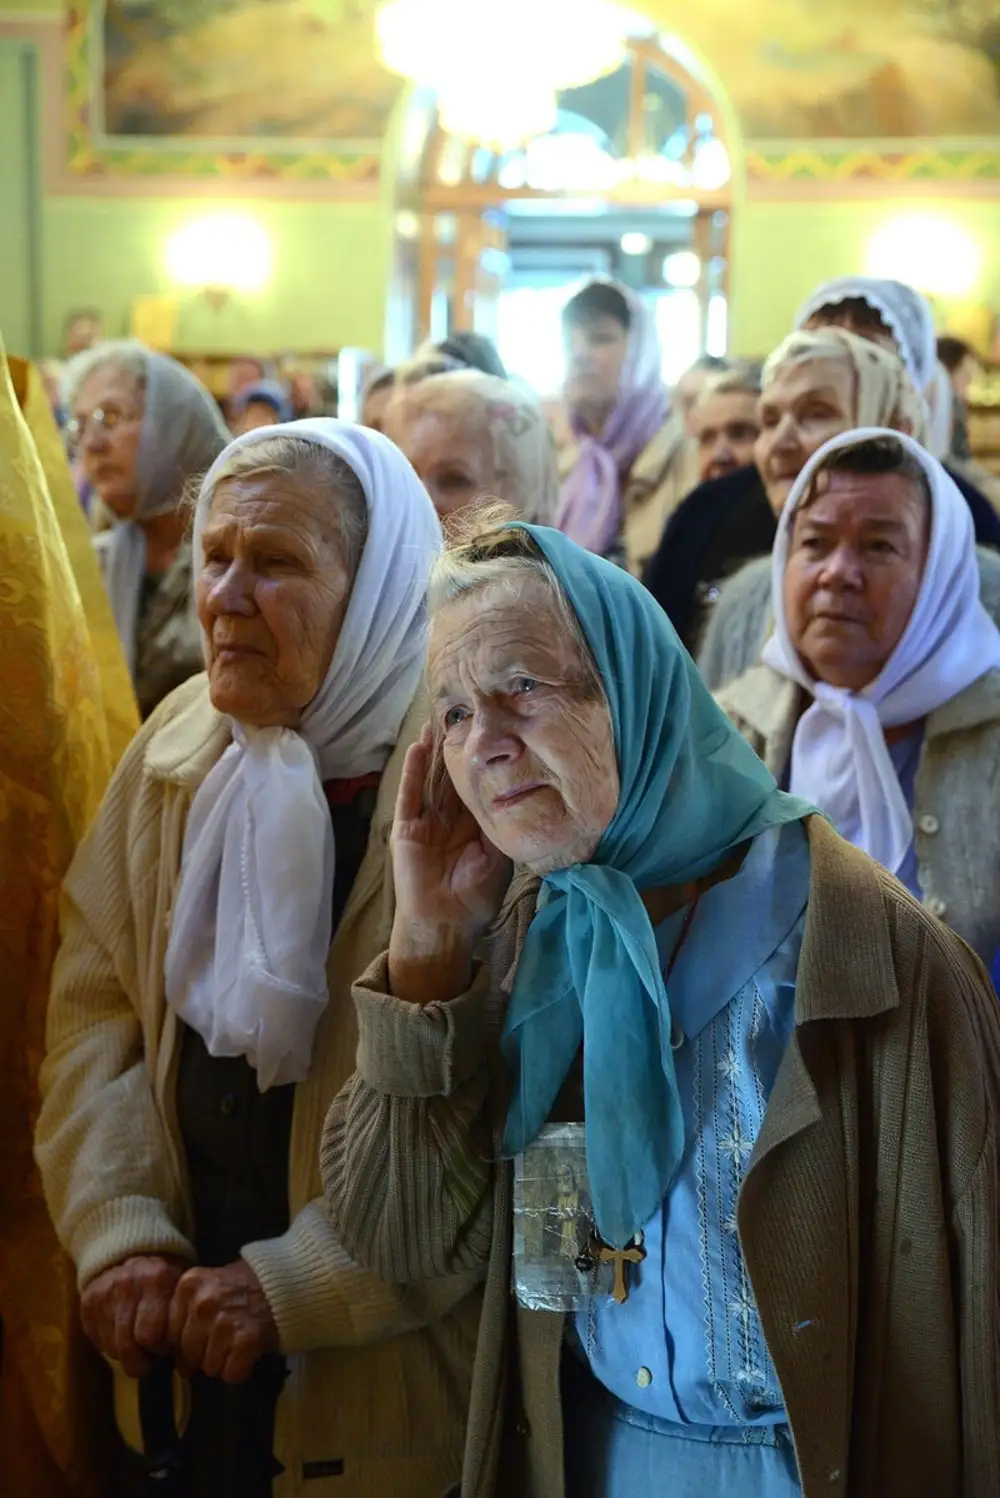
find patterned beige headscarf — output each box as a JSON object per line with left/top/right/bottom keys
{"left": 762, "top": 327, "right": 929, "bottom": 447}
{"left": 390, "top": 369, "right": 558, "bottom": 523}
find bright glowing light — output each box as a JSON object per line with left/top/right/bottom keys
{"left": 165, "top": 214, "right": 272, "bottom": 293}
{"left": 866, "top": 214, "right": 982, "bottom": 297}
{"left": 395, "top": 209, "right": 420, "bottom": 240}
{"left": 655, "top": 290, "right": 702, "bottom": 385}
{"left": 706, "top": 292, "right": 728, "bottom": 356}
{"left": 621, "top": 232, "right": 653, "bottom": 256}
{"left": 663, "top": 251, "right": 701, "bottom": 288}
{"left": 439, "top": 83, "right": 556, "bottom": 150}
{"left": 496, "top": 285, "right": 571, "bottom": 394}
{"left": 691, "top": 137, "right": 731, "bottom": 191}
{"left": 378, "top": 0, "right": 626, "bottom": 146}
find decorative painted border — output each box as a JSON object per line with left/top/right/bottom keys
{"left": 64, "top": 5, "right": 385, "bottom": 185}
{"left": 746, "top": 145, "right": 1000, "bottom": 184}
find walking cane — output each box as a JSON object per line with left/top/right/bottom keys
{"left": 139, "top": 1355, "right": 190, "bottom": 1495}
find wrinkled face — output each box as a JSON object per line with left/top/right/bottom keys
{"left": 694, "top": 390, "right": 760, "bottom": 482}
{"left": 198, "top": 475, "right": 353, "bottom": 728}
{"left": 388, "top": 404, "right": 496, "bottom": 524}
{"left": 563, "top": 314, "right": 630, "bottom": 417}
{"left": 803, "top": 308, "right": 899, "bottom": 359}
{"left": 361, "top": 381, "right": 395, "bottom": 434}
{"left": 784, "top": 469, "right": 930, "bottom": 692}
{"left": 755, "top": 358, "right": 856, "bottom": 517}
{"left": 429, "top": 577, "right": 619, "bottom": 875}
{"left": 232, "top": 400, "right": 280, "bottom": 436}
{"left": 72, "top": 364, "right": 146, "bottom": 518}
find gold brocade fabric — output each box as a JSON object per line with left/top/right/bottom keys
{"left": 0, "top": 348, "right": 117, "bottom": 1495}
{"left": 9, "top": 355, "right": 139, "bottom": 762}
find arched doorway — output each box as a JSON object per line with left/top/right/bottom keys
{"left": 389, "top": 22, "right": 738, "bottom": 391}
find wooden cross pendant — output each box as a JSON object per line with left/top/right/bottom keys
{"left": 591, "top": 1232, "right": 646, "bottom": 1305}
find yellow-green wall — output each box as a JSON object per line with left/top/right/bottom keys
{"left": 42, "top": 195, "right": 392, "bottom": 355}
{"left": 731, "top": 197, "right": 1000, "bottom": 357}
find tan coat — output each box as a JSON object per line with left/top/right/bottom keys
{"left": 559, "top": 412, "right": 699, "bottom": 576}
{"left": 322, "top": 817, "right": 1000, "bottom": 1498}
{"left": 717, "top": 663, "right": 1000, "bottom": 963}
{"left": 35, "top": 675, "right": 483, "bottom": 1498}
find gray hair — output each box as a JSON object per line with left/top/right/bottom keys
{"left": 428, "top": 511, "right": 601, "bottom": 696}
{"left": 202, "top": 435, "right": 369, "bottom": 576}
{"left": 390, "top": 370, "right": 559, "bottom": 524}
{"left": 695, "top": 365, "right": 762, "bottom": 408}
{"left": 62, "top": 338, "right": 150, "bottom": 409}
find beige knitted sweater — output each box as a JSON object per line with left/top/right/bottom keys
{"left": 322, "top": 817, "right": 1000, "bottom": 1498}
{"left": 35, "top": 676, "right": 482, "bottom": 1498}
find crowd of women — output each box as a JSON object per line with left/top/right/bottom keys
{"left": 2, "top": 267, "right": 1000, "bottom": 1498}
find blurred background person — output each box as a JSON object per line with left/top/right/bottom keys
{"left": 555, "top": 276, "right": 675, "bottom": 573}
{"left": 360, "top": 366, "right": 396, "bottom": 432}
{"left": 423, "top": 330, "right": 508, "bottom": 379}
{"left": 718, "top": 430, "right": 1000, "bottom": 964}
{"left": 691, "top": 366, "right": 761, "bottom": 483}
{"left": 65, "top": 340, "right": 229, "bottom": 717}
{"left": 673, "top": 351, "right": 730, "bottom": 431}
{"left": 229, "top": 378, "right": 293, "bottom": 434}
{"left": 385, "top": 367, "right": 557, "bottom": 528}
{"left": 225, "top": 355, "right": 268, "bottom": 423}
{"left": 63, "top": 308, "right": 104, "bottom": 359}
{"left": 937, "top": 334, "right": 981, "bottom": 463}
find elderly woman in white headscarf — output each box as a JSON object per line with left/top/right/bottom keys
{"left": 35, "top": 421, "right": 483, "bottom": 1498}
{"left": 692, "top": 328, "right": 1000, "bottom": 690}
{"left": 385, "top": 368, "right": 557, "bottom": 528}
{"left": 794, "top": 275, "right": 1000, "bottom": 515}
{"left": 64, "top": 341, "right": 230, "bottom": 718}
{"left": 718, "top": 428, "right": 1000, "bottom": 962}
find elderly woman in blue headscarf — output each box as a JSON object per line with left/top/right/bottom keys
{"left": 321, "top": 516, "right": 1000, "bottom": 1498}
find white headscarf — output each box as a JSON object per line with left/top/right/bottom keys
{"left": 926, "top": 360, "right": 955, "bottom": 461}
{"left": 762, "top": 427, "right": 1000, "bottom": 874}
{"left": 794, "top": 278, "right": 937, "bottom": 393}
{"left": 80, "top": 346, "right": 230, "bottom": 675}
{"left": 164, "top": 420, "right": 442, "bottom": 1089}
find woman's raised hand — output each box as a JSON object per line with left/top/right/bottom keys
{"left": 388, "top": 726, "right": 512, "bottom": 1004}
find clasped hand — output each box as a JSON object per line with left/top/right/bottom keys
{"left": 80, "top": 1255, "right": 278, "bottom": 1385}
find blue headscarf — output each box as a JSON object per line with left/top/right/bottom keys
{"left": 501, "top": 526, "right": 812, "bottom": 1248}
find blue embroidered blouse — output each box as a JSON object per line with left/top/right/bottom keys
{"left": 572, "top": 820, "right": 810, "bottom": 1428}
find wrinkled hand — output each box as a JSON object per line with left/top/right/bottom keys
{"left": 390, "top": 726, "right": 512, "bottom": 947}
{"left": 80, "top": 1255, "right": 187, "bottom": 1380}
{"left": 167, "top": 1260, "right": 278, "bottom": 1385}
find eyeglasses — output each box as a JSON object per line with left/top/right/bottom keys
{"left": 66, "top": 406, "right": 140, "bottom": 446}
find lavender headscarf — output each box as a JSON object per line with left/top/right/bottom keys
{"left": 556, "top": 279, "right": 668, "bottom": 555}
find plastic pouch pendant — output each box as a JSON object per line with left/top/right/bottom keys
{"left": 512, "top": 1123, "right": 645, "bottom": 1311}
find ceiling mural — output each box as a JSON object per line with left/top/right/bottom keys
{"left": 649, "top": 0, "right": 1000, "bottom": 140}
{"left": 100, "top": 0, "right": 403, "bottom": 143}
{"left": 58, "top": 0, "right": 1000, "bottom": 185}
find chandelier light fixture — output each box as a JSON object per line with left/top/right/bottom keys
{"left": 377, "top": 0, "right": 628, "bottom": 148}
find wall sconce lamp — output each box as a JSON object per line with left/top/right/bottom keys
{"left": 165, "top": 213, "right": 273, "bottom": 309}
{"left": 865, "top": 213, "right": 982, "bottom": 299}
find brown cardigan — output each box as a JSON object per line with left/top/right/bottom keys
{"left": 322, "top": 816, "right": 1000, "bottom": 1498}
